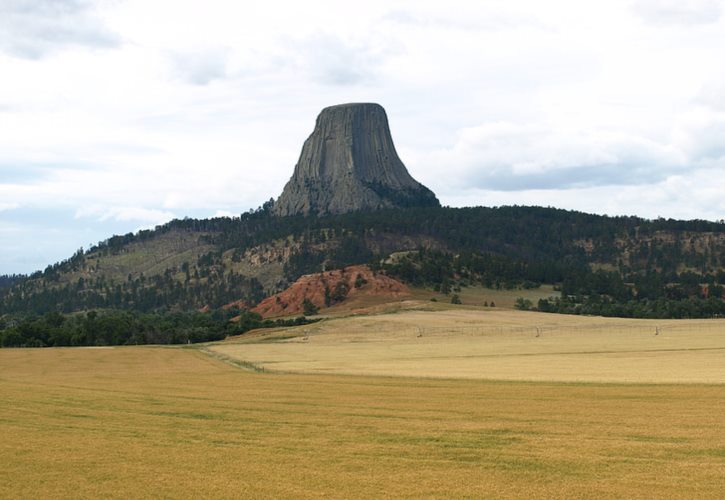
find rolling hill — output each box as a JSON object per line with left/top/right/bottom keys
{"left": 2, "top": 205, "right": 725, "bottom": 317}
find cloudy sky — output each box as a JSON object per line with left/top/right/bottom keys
{"left": 2, "top": 0, "right": 725, "bottom": 274}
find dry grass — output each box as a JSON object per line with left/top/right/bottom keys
{"left": 69, "top": 230, "right": 214, "bottom": 285}
{"left": 1, "top": 346, "right": 724, "bottom": 498}
{"left": 318, "top": 284, "right": 557, "bottom": 317}
{"left": 411, "top": 284, "right": 559, "bottom": 309}
{"left": 216, "top": 308, "right": 725, "bottom": 383}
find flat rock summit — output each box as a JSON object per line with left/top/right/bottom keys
{"left": 273, "top": 103, "right": 439, "bottom": 216}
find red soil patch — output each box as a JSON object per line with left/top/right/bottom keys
{"left": 251, "top": 265, "right": 410, "bottom": 318}
{"left": 222, "top": 299, "right": 251, "bottom": 311}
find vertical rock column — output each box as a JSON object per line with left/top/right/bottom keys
{"left": 273, "top": 103, "right": 439, "bottom": 216}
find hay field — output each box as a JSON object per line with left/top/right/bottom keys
{"left": 1, "top": 346, "right": 724, "bottom": 498}
{"left": 214, "top": 309, "right": 725, "bottom": 383}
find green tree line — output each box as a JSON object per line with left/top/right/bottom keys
{"left": 0, "top": 309, "right": 315, "bottom": 348}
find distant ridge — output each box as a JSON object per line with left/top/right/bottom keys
{"left": 3, "top": 205, "right": 725, "bottom": 317}
{"left": 273, "top": 103, "right": 439, "bottom": 216}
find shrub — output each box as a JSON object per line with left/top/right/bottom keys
{"left": 303, "top": 298, "right": 319, "bottom": 316}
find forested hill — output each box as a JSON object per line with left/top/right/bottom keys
{"left": 0, "top": 275, "right": 24, "bottom": 290}
{"left": 2, "top": 205, "right": 725, "bottom": 315}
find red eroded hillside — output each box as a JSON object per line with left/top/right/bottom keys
{"left": 222, "top": 299, "right": 251, "bottom": 311}
{"left": 251, "top": 265, "right": 409, "bottom": 317}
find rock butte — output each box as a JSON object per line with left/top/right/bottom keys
{"left": 273, "top": 103, "right": 439, "bottom": 217}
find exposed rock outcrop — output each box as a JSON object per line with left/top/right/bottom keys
{"left": 273, "top": 103, "right": 439, "bottom": 216}
{"left": 251, "top": 265, "right": 410, "bottom": 317}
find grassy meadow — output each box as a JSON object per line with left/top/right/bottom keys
{"left": 214, "top": 308, "right": 725, "bottom": 383}
{"left": 319, "top": 284, "right": 558, "bottom": 317}
{"left": 1, "top": 339, "right": 725, "bottom": 498}
{"left": 419, "top": 284, "right": 559, "bottom": 309}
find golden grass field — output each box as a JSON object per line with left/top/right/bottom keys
{"left": 2, "top": 305, "right": 725, "bottom": 498}
{"left": 214, "top": 307, "right": 725, "bottom": 383}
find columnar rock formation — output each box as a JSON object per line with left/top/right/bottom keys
{"left": 273, "top": 103, "right": 439, "bottom": 216}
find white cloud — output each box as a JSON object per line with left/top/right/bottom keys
{"left": 0, "top": 0, "right": 120, "bottom": 59}
{"left": 168, "top": 48, "right": 230, "bottom": 85}
{"left": 2, "top": 0, "right": 725, "bottom": 272}
{"left": 442, "top": 168, "right": 725, "bottom": 222}
{"left": 291, "top": 32, "right": 390, "bottom": 86}
{"left": 421, "top": 121, "right": 684, "bottom": 191}
{"left": 0, "top": 202, "right": 19, "bottom": 212}
{"left": 672, "top": 107, "right": 725, "bottom": 162}
{"left": 632, "top": 0, "right": 722, "bottom": 26}
{"left": 75, "top": 205, "right": 176, "bottom": 225}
